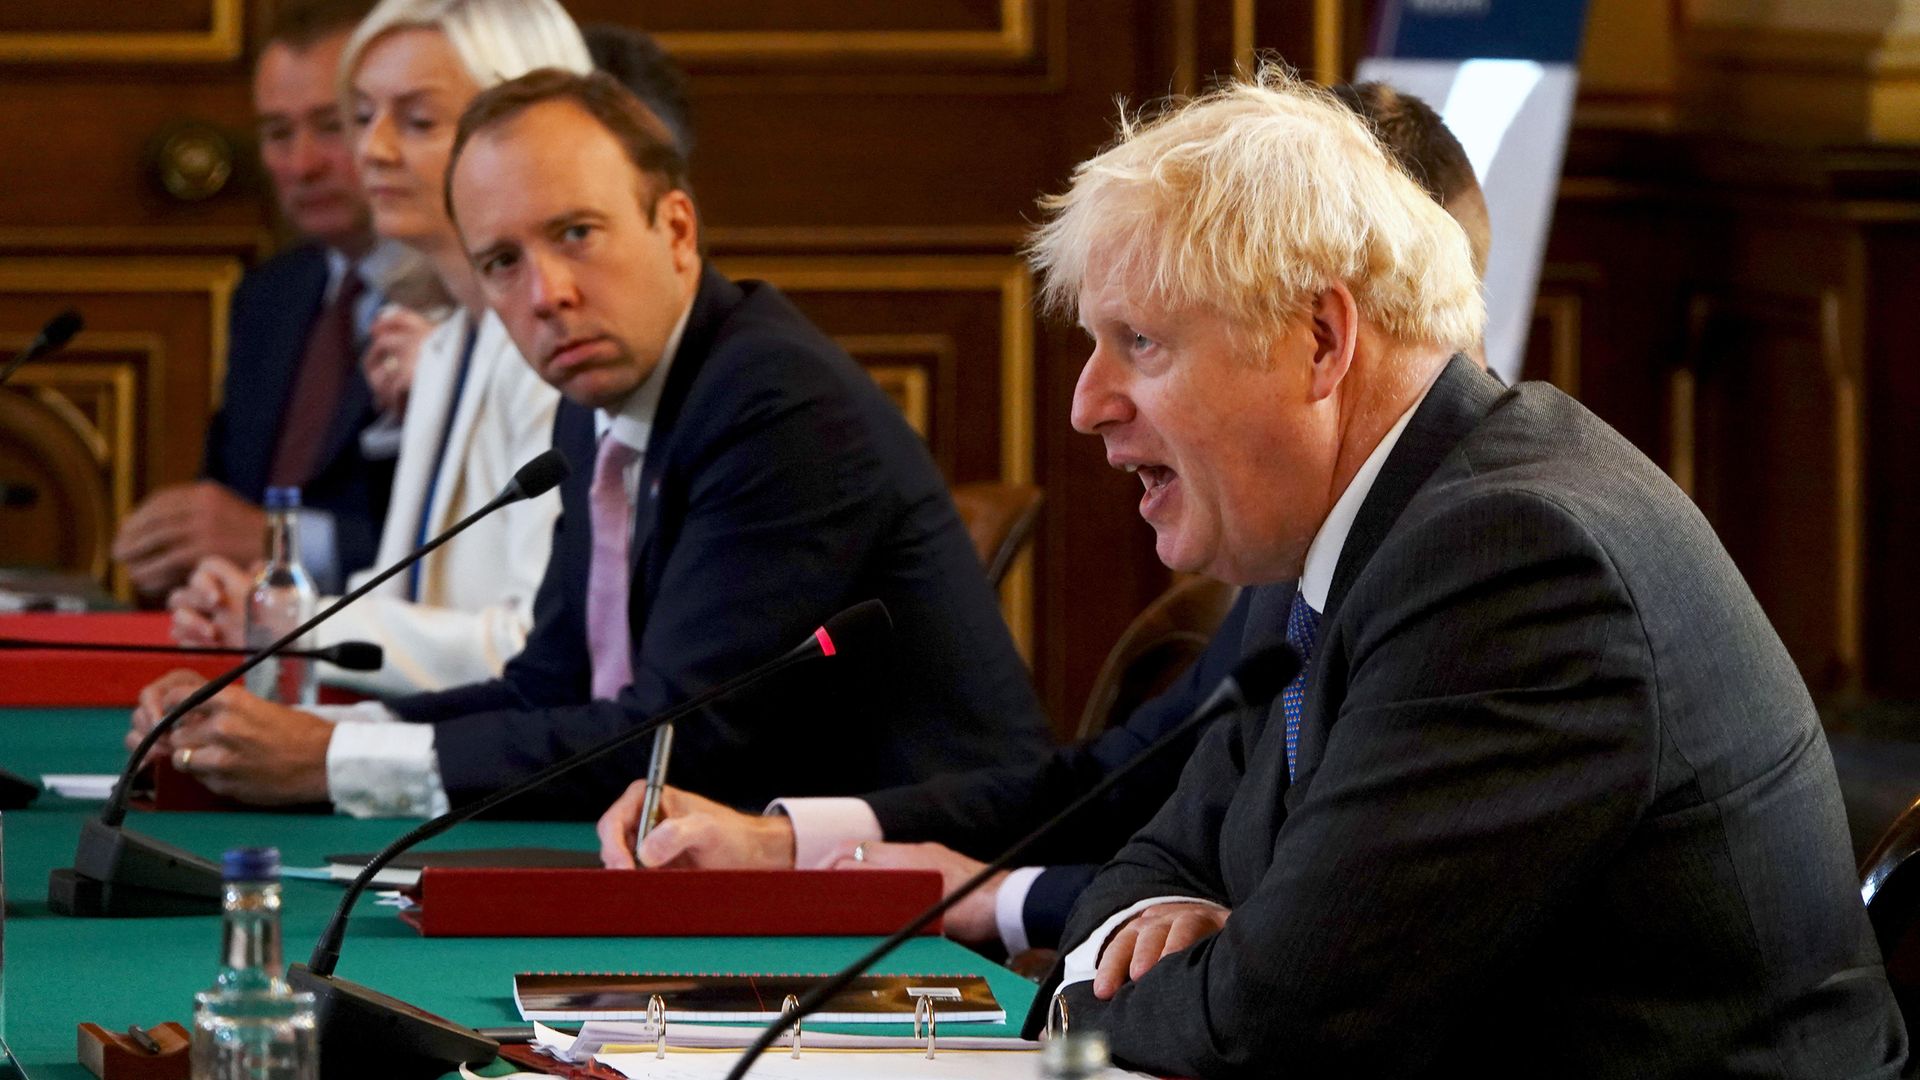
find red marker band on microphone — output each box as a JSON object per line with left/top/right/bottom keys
{"left": 814, "top": 627, "right": 836, "bottom": 657}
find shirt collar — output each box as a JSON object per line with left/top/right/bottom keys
{"left": 1297, "top": 380, "right": 1434, "bottom": 613}
{"left": 593, "top": 293, "right": 695, "bottom": 449}
{"left": 322, "top": 239, "right": 404, "bottom": 303}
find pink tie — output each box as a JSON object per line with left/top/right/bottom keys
{"left": 587, "top": 434, "right": 642, "bottom": 699}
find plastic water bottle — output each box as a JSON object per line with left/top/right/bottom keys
{"left": 244, "top": 488, "right": 317, "bottom": 705}
{"left": 191, "top": 848, "right": 317, "bottom": 1079}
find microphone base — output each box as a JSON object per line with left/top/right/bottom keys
{"left": 46, "top": 818, "right": 223, "bottom": 917}
{"left": 46, "top": 867, "right": 221, "bottom": 917}
{"left": 0, "top": 767, "right": 38, "bottom": 809}
{"left": 288, "top": 964, "right": 497, "bottom": 1079}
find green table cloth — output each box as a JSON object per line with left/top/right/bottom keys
{"left": 0, "top": 709, "right": 1036, "bottom": 1079}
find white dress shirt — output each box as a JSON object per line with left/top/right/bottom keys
{"left": 316, "top": 301, "right": 691, "bottom": 819}
{"left": 1057, "top": 384, "right": 1430, "bottom": 992}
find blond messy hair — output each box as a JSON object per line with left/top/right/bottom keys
{"left": 1027, "top": 65, "right": 1485, "bottom": 357}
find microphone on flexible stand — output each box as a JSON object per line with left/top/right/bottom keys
{"left": 0, "top": 638, "right": 385, "bottom": 670}
{"left": 285, "top": 600, "right": 893, "bottom": 1080}
{"left": 720, "top": 643, "right": 1301, "bottom": 1080}
{"left": 0, "top": 309, "right": 83, "bottom": 386}
{"left": 46, "top": 450, "right": 570, "bottom": 918}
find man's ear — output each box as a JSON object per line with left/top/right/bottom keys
{"left": 656, "top": 189, "right": 700, "bottom": 272}
{"left": 1307, "top": 283, "right": 1359, "bottom": 402}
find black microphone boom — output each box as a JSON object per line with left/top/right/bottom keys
{"left": 0, "top": 638, "right": 384, "bottom": 671}
{"left": 720, "top": 643, "right": 1300, "bottom": 1080}
{"left": 285, "top": 600, "right": 891, "bottom": 1080}
{"left": 46, "top": 449, "right": 568, "bottom": 919}
{"left": 0, "top": 308, "right": 83, "bottom": 386}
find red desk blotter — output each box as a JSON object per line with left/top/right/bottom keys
{"left": 401, "top": 867, "right": 944, "bottom": 937}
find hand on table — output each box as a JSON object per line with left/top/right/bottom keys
{"left": 596, "top": 782, "right": 795, "bottom": 870}
{"left": 821, "top": 839, "right": 1005, "bottom": 947}
{"left": 127, "top": 671, "right": 331, "bottom": 804}
{"left": 167, "top": 556, "right": 254, "bottom": 648}
{"left": 1094, "top": 901, "right": 1230, "bottom": 999}
{"left": 361, "top": 305, "right": 432, "bottom": 416}
{"left": 112, "top": 482, "right": 266, "bottom": 599}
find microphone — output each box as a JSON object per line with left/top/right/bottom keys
{"left": 47, "top": 449, "right": 569, "bottom": 919}
{"left": 721, "top": 642, "right": 1300, "bottom": 1080}
{"left": 0, "top": 637, "right": 384, "bottom": 671}
{"left": 284, "top": 600, "right": 891, "bottom": 1080}
{"left": 0, "top": 309, "right": 83, "bottom": 386}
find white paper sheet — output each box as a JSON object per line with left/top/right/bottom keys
{"left": 40, "top": 773, "right": 115, "bottom": 799}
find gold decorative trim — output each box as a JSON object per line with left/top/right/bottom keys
{"left": 3, "top": 348, "right": 146, "bottom": 595}
{"left": 711, "top": 255, "right": 1038, "bottom": 657}
{"left": 0, "top": 226, "right": 273, "bottom": 258}
{"left": 1818, "top": 290, "right": 1862, "bottom": 691}
{"left": 708, "top": 224, "right": 1031, "bottom": 253}
{"left": 0, "top": 0, "right": 242, "bottom": 63}
{"left": 1666, "top": 367, "right": 1695, "bottom": 498}
{"left": 0, "top": 257, "right": 242, "bottom": 403}
{"left": 1532, "top": 293, "right": 1582, "bottom": 396}
{"left": 1232, "top": 0, "right": 1257, "bottom": 76}
{"left": 657, "top": 0, "right": 1034, "bottom": 61}
{"left": 1315, "top": 0, "right": 1344, "bottom": 84}
{"left": 1172, "top": 0, "right": 1199, "bottom": 96}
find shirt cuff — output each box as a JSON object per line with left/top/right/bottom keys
{"left": 995, "top": 865, "right": 1046, "bottom": 955}
{"left": 324, "top": 706, "right": 450, "bottom": 819}
{"left": 293, "top": 508, "right": 342, "bottom": 594}
{"left": 358, "top": 414, "right": 404, "bottom": 461}
{"left": 1059, "top": 895, "right": 1226, "bottom": 992}
{"left": 766, "top": 797, "right": 882, "bottom": 869}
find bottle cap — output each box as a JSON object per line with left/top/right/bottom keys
{"left": 263, "top": 487, "right": 303, "bottom": 511}
{"left": 222, "top": 846, "right": 281, "bottom": 882}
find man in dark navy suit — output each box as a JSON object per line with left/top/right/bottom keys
{"left": 113, "top": 0, "right": 409, "bottom": 597}
{"left": 135, "top": 70, "right": 1050, "bottom": 820}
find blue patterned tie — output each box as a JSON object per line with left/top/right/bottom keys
{"left": 1282, "top": 591, "right": 1321, "bottom": 782}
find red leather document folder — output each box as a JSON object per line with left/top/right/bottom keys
{"left": 0, "top": 611, "right": 365, "bottom": 708}
{"left": 399, "top": 868, "right": 945, "bottom": 938}
{"left": 0, "top": 613, "right": 225, "bottom": 707}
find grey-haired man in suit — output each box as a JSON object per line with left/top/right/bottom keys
{"left": 1022, "top": 68, "right": 1906, "bottom": 1078}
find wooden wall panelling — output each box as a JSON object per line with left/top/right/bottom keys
{"left": 0, "top": 258, "right": 240, "bottom": 597}
{"left": 1861, "top": 222, "right": 1920, "bottom": 699}
{"left": 1680, "top": 282, "right": 1856, "bottom": 695}
{"left": 0, "top": 0, "right": 243, "bottom": 63}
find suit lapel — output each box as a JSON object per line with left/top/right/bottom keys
{"left": 236, "top": 247, "right": 329, "bottom": 496}
{"left": 1322, "top": 355, "right": 1507, "bottom": 625}
{"left": 425, "top": 312, "right": 496, "bottom": 527}
{"left": 628, "top": 266, "right": 742, "bottom": 582}
{"left": 1286, "top": 355, "right": 1506, "bottom": 797}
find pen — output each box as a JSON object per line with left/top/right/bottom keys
{"left": 634, "top": 723, "right": 675, "bottom": 847}
{"left": 125, "top": 1025, "right": 163, "bottom": 1055}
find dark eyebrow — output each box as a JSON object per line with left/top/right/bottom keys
{"left": 544, "top": 209, "right": 610, "bottom": 233}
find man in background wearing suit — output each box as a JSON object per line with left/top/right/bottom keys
{"left": 1025, "top": 69, "right": 1905, "bottom": 1076}
{"left": 591, "top": 82, "right": 1494, "bottom": 962}
{"left": 112, "top": 0, "right": 415, "bottom": 597}
{"left": 133, "top": 70, "right": 1050, "bottom": 819}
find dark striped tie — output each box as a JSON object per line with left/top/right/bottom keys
{"left": 1283, "top": 591, "right": 1321, "bottom": 782}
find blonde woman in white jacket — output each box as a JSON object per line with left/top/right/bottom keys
{"left": 166, "top": 0, "right": 582, "bottom": 696}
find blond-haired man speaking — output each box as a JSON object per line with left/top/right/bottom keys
{"left": 1026, "top": 69, "right": 1904, "bottom": 1078}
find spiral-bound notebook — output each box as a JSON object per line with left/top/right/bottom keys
{"left": 513, "top": 972, "right": 1004, "bottom": 1024}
